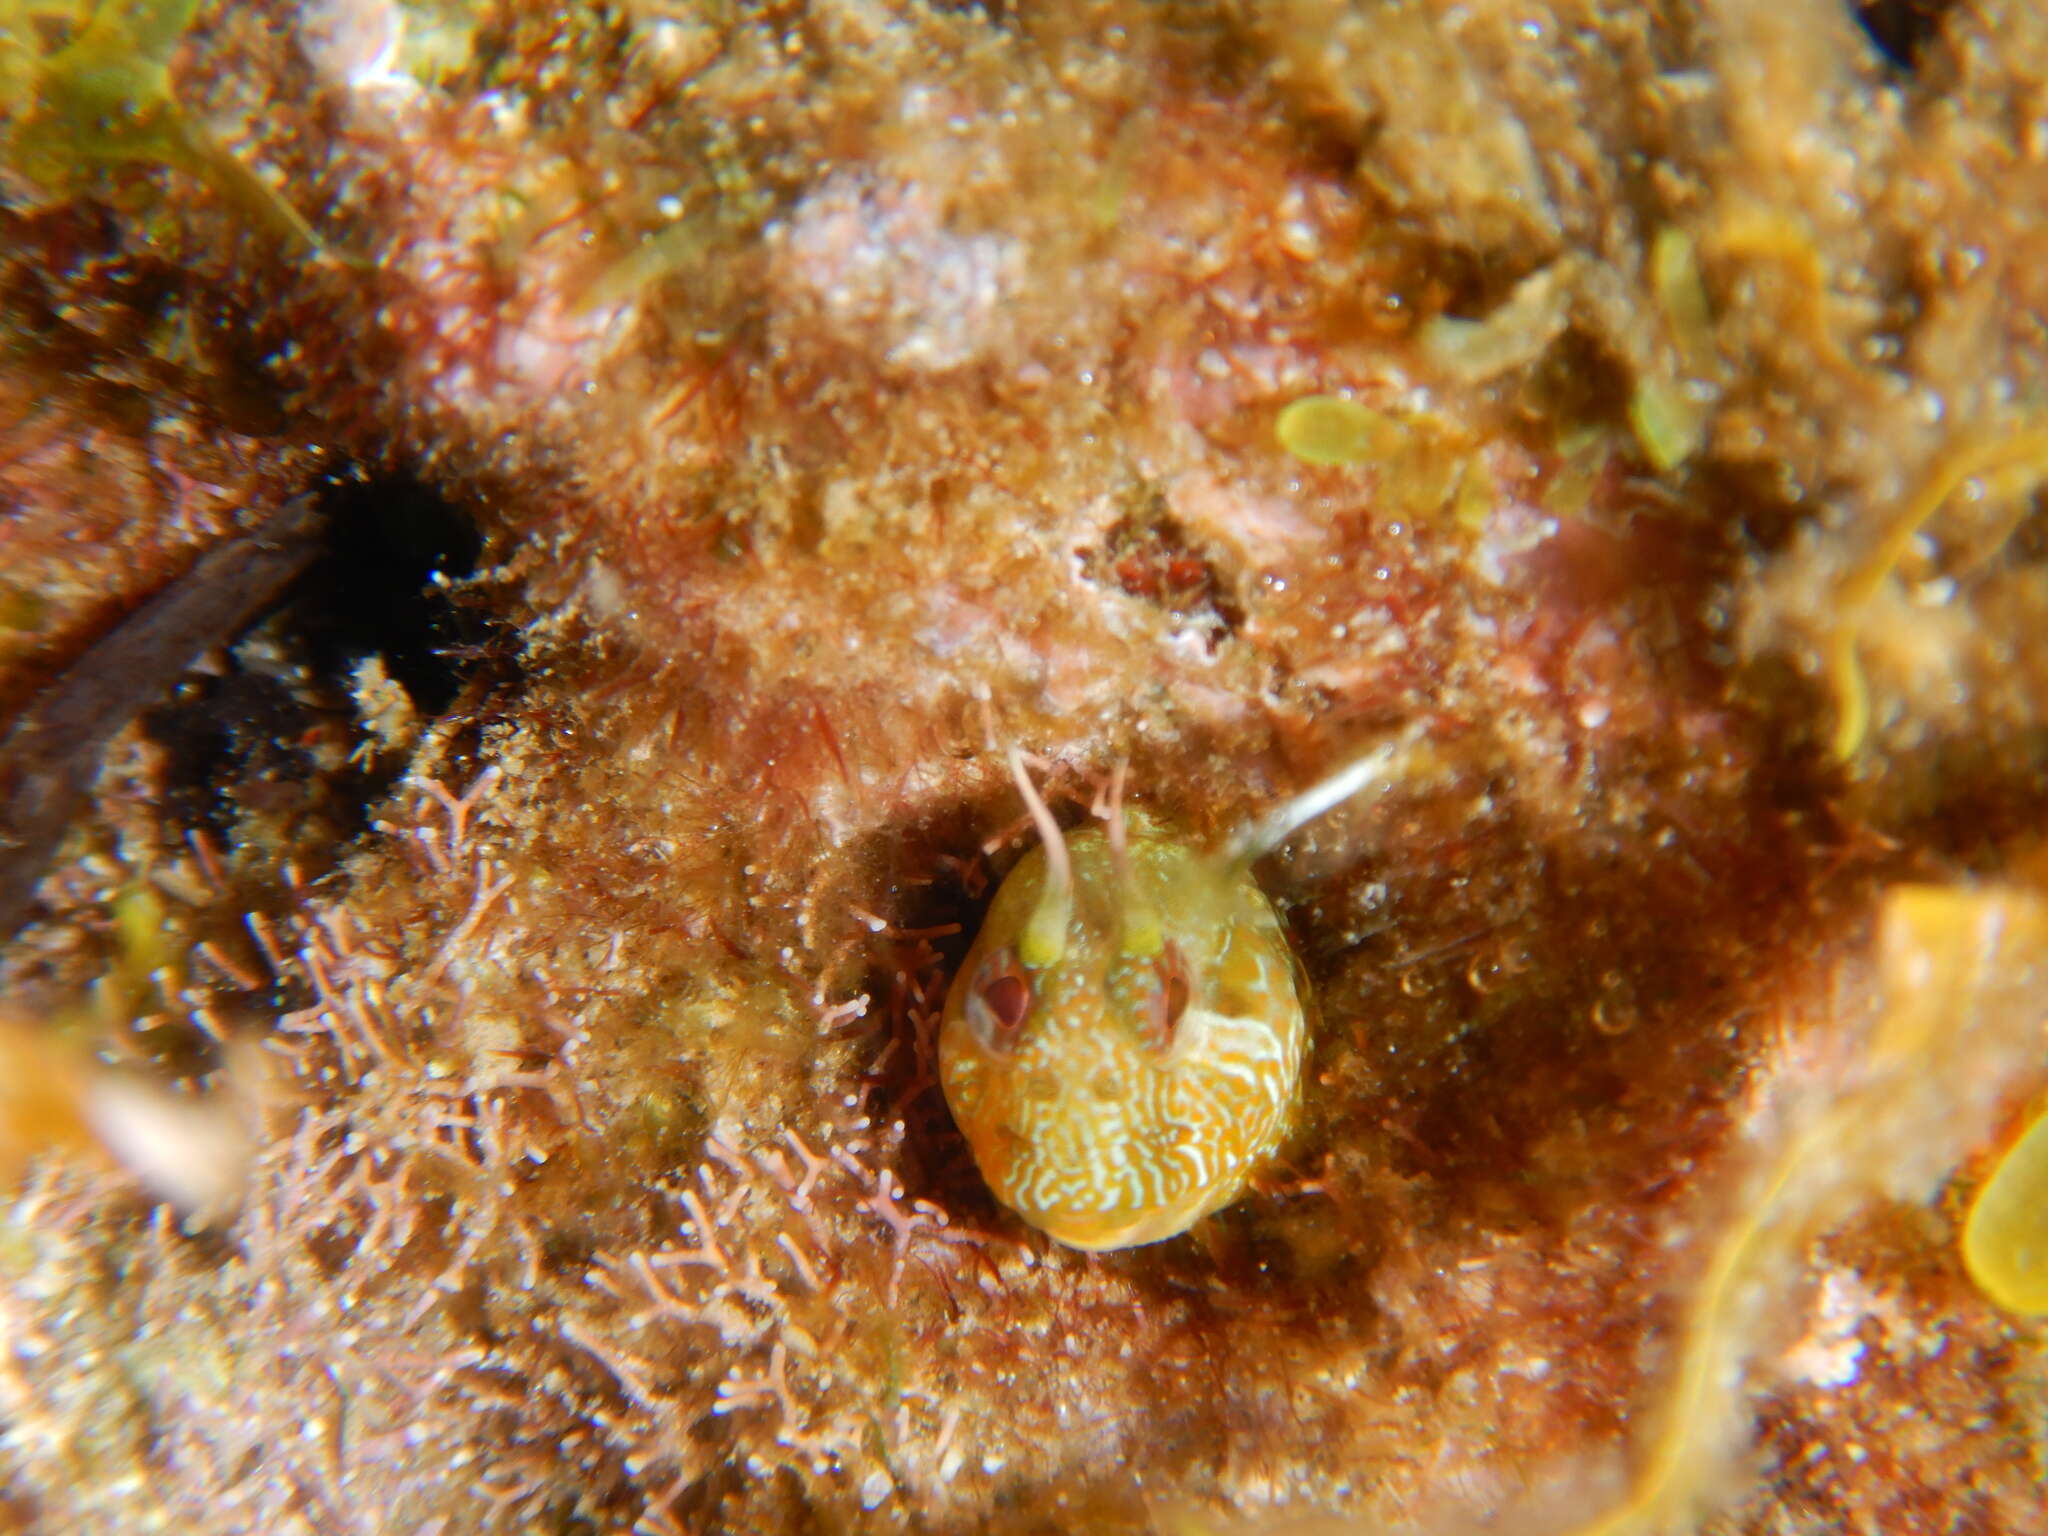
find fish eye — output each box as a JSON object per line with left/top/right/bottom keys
{"left": 1142, "top": 941, "right": 1192, "bottom": 1048}
{"left": 965, "top": 946, "right": 1033, "bottom": 1049}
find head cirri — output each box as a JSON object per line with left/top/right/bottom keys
{"left": 939, "top": 745, "right": 1409, "bottom": 1251}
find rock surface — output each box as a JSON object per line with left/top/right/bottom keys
{"left": 3, "top": 2, "right": 2047, "bottom": 1533}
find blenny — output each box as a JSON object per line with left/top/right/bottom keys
{"left": 939, "top": 746, "right": 1404, "bottom": 1250}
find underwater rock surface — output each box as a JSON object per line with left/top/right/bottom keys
{"left": 3, "top": 2, "right": 2048, "bottom": 1532}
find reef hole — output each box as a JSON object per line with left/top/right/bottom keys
{"left": 1077, "top": 504, "right": 1245, "bottom": 650}
{"left": 839, "top": 800, "right": 1004, "bottom": 1230}
{"left": 141, "top": 471, "right": 504, "bottom": 844}
{"left": 299, "top": 472, "right": 490, "bottom": 716}
{"left": 1851, "top": 0, "right": 1956, "bottom": 71}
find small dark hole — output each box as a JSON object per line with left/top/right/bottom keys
{"left": 1853, "top": 0, "right": 1954, "bottom": 72}
{"left": 140, "top": 471, "right": 505, "bottom": 842}
{"left": 300, "top": 473, "right": 487, "bottom": 715}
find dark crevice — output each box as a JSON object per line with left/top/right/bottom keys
{"left": 1852, "top": 0, "right": 1955, "bottom": 72}
{"left": 138, "top": 470, "right": 508, "bottom": 846}
{"left": 2, "top": 469, "right": 501, "bottom": 939}
{"left": 299, "top": 473, "right": 490, "bottom": 717}
{"left": 1077, "top": 496, "right": 1246, "bottom": 651}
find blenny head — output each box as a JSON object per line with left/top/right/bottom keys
{"left": 939, "top": 751, "right": 1322, "bottom": 1250}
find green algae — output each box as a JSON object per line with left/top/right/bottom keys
{"left": 3, "top": 0, "right": 319, "bottom": 249}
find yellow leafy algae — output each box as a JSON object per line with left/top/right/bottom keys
{"left": 1626, "top": 373, "right": 1706, "bottom": 474}
{"left": 1275, "top": 394, "right": 1406, "bottom": 467}
{"left": 1964, "top": 1110, "right": 2048, "bottom": 1315}
{"left": 1417, "top": 258, "right": 1576, "bottom": 383}
{"left": 1825, "top": 425, "right": 2048, "bottom": 761}
{"left": 1563, "top": 879, "right": 2048, "bottom": 1536}
{"left": 1650, "top": 225, "right": 1715, "bottom": 378}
